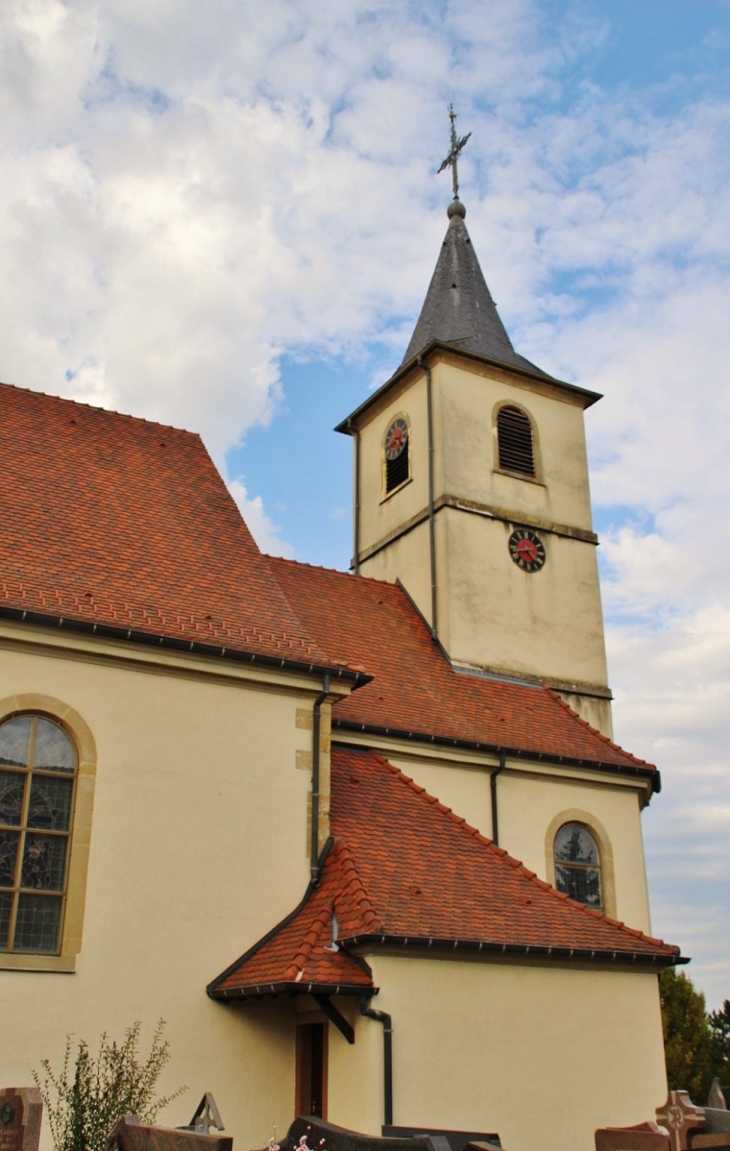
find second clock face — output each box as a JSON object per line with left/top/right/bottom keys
{"left": 385, "top": 418, "right": 408, "bottom": 460}
{"left": 509, "top": 528, "right": 546, "bottom": 573}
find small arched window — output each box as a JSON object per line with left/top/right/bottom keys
{"left": 384, "top": 416, "right": 410, "bottom": 493}
{"left": 0, "top": 714, "right": 77, "bottom": 955}
{"left": 497, "top": 405, "right": 535, "bottom": 477}
{"left": 554, "top": 823, "right": 602, "bottom": 910}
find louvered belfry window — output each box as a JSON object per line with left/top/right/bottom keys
{"left": 497, "top": 405, "right": 535, "bottom": 477}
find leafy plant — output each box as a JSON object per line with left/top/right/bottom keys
{"left": 33, "top": 1020, "right": 187, "bottom": 1151}
{"left": 660, "top": 969, "right": 730, "bottom": 1102}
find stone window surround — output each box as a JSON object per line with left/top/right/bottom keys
{"left": 0, "top": 693, "right": 96, "bottom": 973}
{"left": 544, "top": 808, "right": 616, "bottom": 921}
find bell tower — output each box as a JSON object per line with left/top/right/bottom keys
{"left": 336, "top": 142, "right": 613, "bottom": 737}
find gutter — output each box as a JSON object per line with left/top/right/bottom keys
{"left": 359, "top": 998, "right": 393, "bottom": 1126}
{"left": 0, "top": 604, "right": 372, "bottom": 688}
{"left": 345, "top": 934, "right": 685, "bottom": 968}
{"left": 311, "top": 675, "right": 331, "bottom": 884}
{"left": 490, "top": 750, "right": 506, "bottom": 846}
{"left": 332, "top": 726, "right": 660, "bottom": 792}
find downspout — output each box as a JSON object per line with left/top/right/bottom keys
{"left": 359, "top": 999, "right": 393, "bottom": 1127}
{"left": 310, "top": 674, "right": 331, "bottom": 884}
{"left": 490, "top": 750, "right": 506, "bottom": 846}
{"left": 418, "top": 356, "right": 438, "bottom": 639}
{"left": 349, "top": 418, "right": 361, "bottom": 574}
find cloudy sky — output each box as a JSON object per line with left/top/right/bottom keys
{"left": 1, "top": 0, "right": 728, "bottom": 1008}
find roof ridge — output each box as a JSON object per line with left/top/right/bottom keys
{"left": 328, "top": 836, "right": 384, "bottom": 935}
{"left": 284, "top": 900, "right": 333, "bottom": 981}
{"left": 362, "top": 750, "right": 676, "bottom": 954}
{"left": 545, "top": 689, "right": 652, "bottom": 768}
{"left": 0, "top": 379, "right": 198, "bottom": 437}
{"left": 268, "top": 554, "right": 403, "bottom": 593}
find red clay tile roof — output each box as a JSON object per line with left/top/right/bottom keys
{"left": 0, "top": 383, "right": 330, "bottom": 665}
{"left": 269, "top": 557, "right": 654, "bottom": 774}
{"left": 329, "top": 747, "right": 678, "bottom": 959}
{"left": 210, "top": 748, "right": 679, "bottom": 996}
{"left": 208, "top": 839, "right": 375, "bottom": 998}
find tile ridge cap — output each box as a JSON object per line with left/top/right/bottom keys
{"left": 0, "top": 379, "right": 197, "bottom": 437}
{"left": 283, "top": 900, "right": 333, "bottom": 981}
{"left": 267, "top": 555, "right": 406, "bottom": 592}
{"left": 328, "top": 835, "right": 385, "bottom": 935}
{"left": 369, "top": 753, "right": 676, "bottom": 954}
{"left": 543, "top": 687, "right": 654, "bottom": 769}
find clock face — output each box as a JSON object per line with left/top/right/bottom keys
{"left": 509, "top": 528, "right": 546, "bottom": 573}
{"left": 385, "top": 418, "right": 408, "bottom": 460}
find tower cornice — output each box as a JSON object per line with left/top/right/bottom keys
{"left": 335, "top": 340, "right": 601, "bottom": 435}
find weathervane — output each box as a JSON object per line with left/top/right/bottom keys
{"left": 437, "top": 104, "right": 471, "bottom": 200}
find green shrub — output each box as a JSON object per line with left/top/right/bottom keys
{"left": 33, "top": 1020, "right": 187, "bottom": 1151}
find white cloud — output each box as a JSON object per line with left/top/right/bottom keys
{"left": 228, "top": 479, "right": 294, "bottom": 558}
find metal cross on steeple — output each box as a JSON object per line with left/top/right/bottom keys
{"left": 437, "top": 104, "right": 471, "bottom": 200}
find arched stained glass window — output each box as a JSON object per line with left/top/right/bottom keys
{"left": 497, "top": 405, "right": 535, "bottom": 477}
{"left": 554, "top": 822, "right": 603, "bottom": 910}
{"left": 0, "top": 714, "right": 77, "bottom": 954}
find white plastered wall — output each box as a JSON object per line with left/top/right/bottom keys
{"left": 330, "top": 954, "right": 667, "bottom": 1151}
{"left": 0, "top": 634, "right": 323, "bottom": 1150}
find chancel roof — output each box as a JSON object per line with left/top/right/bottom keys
{"left": 208, "top": 748, "right": 681, "bottom": 998}
{"left": 401, "top": 204, "right": 551, "bottom": 378}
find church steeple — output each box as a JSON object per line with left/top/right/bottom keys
{"left": 337, "top": 111, "right": 614, "bottom": 738}
{"left": 401, "top": 201, "right": 549, "bottom": 377}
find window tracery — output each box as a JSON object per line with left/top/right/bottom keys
{"left": 0, "top": 714, "right": 77, "bottom": 954}
{"left": 553, "top": 822, "right": 603, "bottom": 910}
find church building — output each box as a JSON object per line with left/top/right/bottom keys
{"left": 0, "top": 174, "right": 682, "bottom": 1151}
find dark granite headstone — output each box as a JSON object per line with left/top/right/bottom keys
{"left": 105, "top": 1115, "right": 232, "bottom": 1151}
{"left": 278, "top": 1118, "right": 471, "bottom": 1151}
{"left": 0, "top": 1088, "right": 42, "bottom": 1151}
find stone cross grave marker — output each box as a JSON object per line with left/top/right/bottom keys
{"left": 655, "top": 1092, "right": 706, "bottom": 1151}
{"left": 0, "top": 1089, "right": 42, "bottom": 1151}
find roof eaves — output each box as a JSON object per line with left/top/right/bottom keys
{"left": 210, "top": 980, "right": 377, "bottom": 1001}
{"left": 331, "top": 723, "right": 659, "bottom": 787}
{"left": 0, "top": 606, "right": 373, "bottom": 688}
{"left": 338, "top": 934, "right": 686, "bottom": 968}
{"left": 334, "top": 341, "right": 602, "bottom": 434}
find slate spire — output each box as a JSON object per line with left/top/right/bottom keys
{"left": 402, "top": 199, "right": 546, "bottom": 376}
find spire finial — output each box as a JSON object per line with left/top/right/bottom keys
{"left": 437, "top": 104, "right": 471, "bottom": 209}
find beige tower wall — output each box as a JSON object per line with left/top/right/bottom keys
{"left": 352, "top": 350, "right": 612, "bottom": 732}
{"left": 440, "top": 508, "right": 609, "bottom": 688}
{"left": 331, "top": 954, "right": 667, "bottom": 1151}
{"left": 0, "top": 629, "right": 335, "bottom": 1151}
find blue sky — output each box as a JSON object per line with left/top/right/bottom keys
{"left": 1, "top": 0, "right": 729, "bottom": 1008}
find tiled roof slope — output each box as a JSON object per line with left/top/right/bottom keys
{"left": 269, "top": 557, "right": 654, "bottom": 774}
{"left": 209, "top": 839, "right": 375, "bottom": 997}
{"left": 209, "top": 748, "right": 679, "bottom": 995}
{"left": 330, "top": 748, "right": 678, "bottom": 959}
{"left": 0, "top": 383, "right": 327, "bottom": 664}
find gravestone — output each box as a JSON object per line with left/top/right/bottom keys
{"left": 594, "top": 1121, "right": 670, "bottom": 1151}
{"left": 656, "top": 1092, "right": 706, "bottom": 1151}
{"left": 0, "top": 1088, "right": 42, "bottom": 1151}
{"left": 105, "top": 1115, "right": 232, "bottom": 1151}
